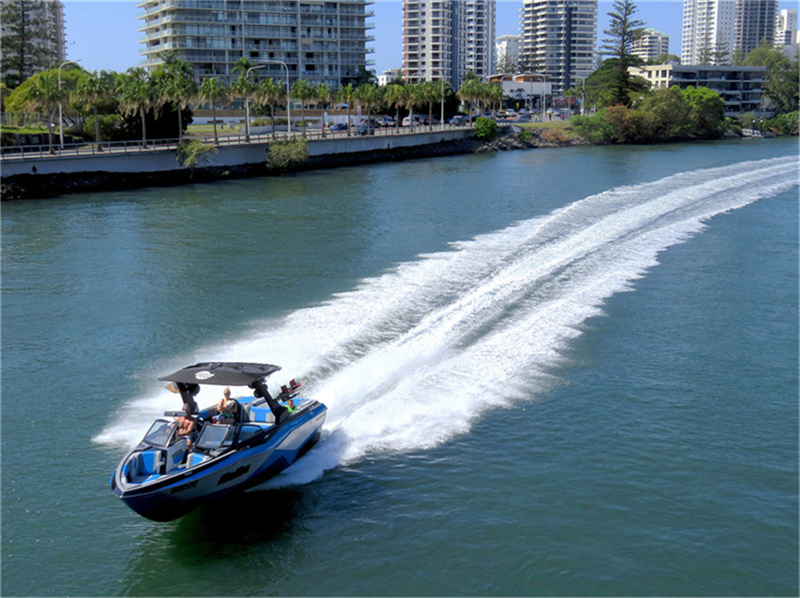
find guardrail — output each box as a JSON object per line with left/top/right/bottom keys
{"left": 0, "top": 123, "right": 473, "bottom": 161}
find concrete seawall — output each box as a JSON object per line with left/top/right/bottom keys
{"left": 1, "top": 129, "right": 475, "bottom": 200}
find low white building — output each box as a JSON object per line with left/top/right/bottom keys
{"left": 629, "top": 64, "right": 769, "bottom": 117}
{"left": 488, "top": 73, "right": 553, "bottom": 111}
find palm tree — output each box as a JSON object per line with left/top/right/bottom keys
{"left": 383, "top": 82, "right": 405, "bottom": 133}
{"left": 290, "top": 79, "right": 314, "bottom": 137}
{"left": 231, "top": 57, "right": 257, "bottom": 140}
{"left": 457, "top": 77, "right": 482, "bottom": 123}
{"left": 25, "top": 70, "right": 63, "bottom": 153}
{"left": 153, "top": 52, "right": 196, "bottom": 143}
{"left": 353, "top": 83, "right": 383, "bottom": 133}
{"left": 403, "top": 83, "right": 422, "bottom": 129}
{"left": 253, "top": 77, "right": 284, "bottom": 140}
{"left": 419, "top": 81, "right": 441, "bottom": 129}
{"left": 197, "top": 77, "right": 230, "bottom": 145}
{"left": 336, "top": 83, "right": 355, "bottom": 136}
{"left": 116, "top": 67, "right": 156, "bottom": 142}
{"left": 75, "top": 70, "right": 115, "bottom": 149}
{"left": 314, "top": 82, "right": 334, "bottom": 138}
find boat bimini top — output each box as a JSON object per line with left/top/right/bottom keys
{"left": 158, "top": 361, "right": 290, "bottom": 424}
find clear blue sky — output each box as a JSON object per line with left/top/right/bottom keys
{"left": 63, "top": 0, "right": 793, "bottom": 75}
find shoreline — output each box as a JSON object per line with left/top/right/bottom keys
{"left": 0, "top": 126, "right": 777, "bottom": 201}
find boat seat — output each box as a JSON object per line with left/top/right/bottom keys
{"left": 187, "top": 452, "right": 209, "bottom": 467}
{"left": 249, "top": 406, "right": 275, "bottom": 424}
{"left": 128, "top": 450, "right": 163, "bottom": 484}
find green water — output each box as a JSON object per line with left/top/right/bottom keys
{"left": 2, "top": 138, "right": 797, "bottom": 596}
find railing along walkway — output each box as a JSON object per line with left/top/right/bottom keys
{"left": 0, "top": 123, "right": 473, "bottom": 161}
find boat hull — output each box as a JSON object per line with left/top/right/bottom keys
{"left": 112, "top": 404, "right": 326, "bottom": 521}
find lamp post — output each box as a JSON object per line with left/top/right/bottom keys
{"left": 244, "top": 64, "right": 265, "bottom": 142}
{"left": 572, "top": 75, "right": 586, "bottom": 116}
{"left": 58, "top": 60, "right": 80, "bottom": 147}
{"left": 530, "top": 73, "right": 546, "bottom": 121}
{"left": 259, "top": 60, "right": 292, "bottom": 137}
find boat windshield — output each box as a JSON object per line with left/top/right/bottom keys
{"left": 195, "top": 424, "right": 233, "bottom": 450}
{"left": 142, "top": 419, "right": 174, "bottom": 448}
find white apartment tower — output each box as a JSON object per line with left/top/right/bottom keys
{"left": 138, "top": 0, "right": 374, "bottom": 88}
{"left": 464, "top": 0, "right": 495, "bottom": 79}
{"left": 681, "top": 0, "right": 736, "bottom": 65}
{"left": 774, "top": 8, "right": 797, "bottom": 46}
{"left": 519, "top": 0, "right": 597, "bottom": 95}
{"left": 632, "top": 29, "right": 669, "bottom": 62}
{"left": 495, "top": 34, "right": 520, "bottom": 72}
{"left": 402, "top": 0, "right": 495, "bottom": 89}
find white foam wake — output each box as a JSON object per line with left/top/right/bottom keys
{"left": 94, "top": 156, "right": 798, "bottom": 487}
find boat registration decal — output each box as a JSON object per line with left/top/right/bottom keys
{"left": 195, "top": 371, "right": 215, "bottom": 380}
{"left": 218, "top": 464, "right": 250, "bottom": 485}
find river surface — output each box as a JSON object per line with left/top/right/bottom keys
{"left": 2, "top": 138, "right": 798, "bottom": 596}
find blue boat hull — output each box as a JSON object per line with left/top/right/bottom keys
{"left": 111, "top": 403, "right": 326, "bottom": 521}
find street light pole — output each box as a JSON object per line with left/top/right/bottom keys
{"left": 244, "top": 64, "right": 265, "bottom": 142}
{"left": 532, "top": 73, "right": 546, "bottom": 121}
{"left": 259, "top": 60, "right": 291, "bottom": 137}
{"left": 58, "top": 60, "right": 80, "bottom": 147}
{"left": 573, "top": 75, "right": 586, "bottom": 116}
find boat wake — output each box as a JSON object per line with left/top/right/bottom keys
{"left": 93, "top": 156, "right": 798, "bottom": 488}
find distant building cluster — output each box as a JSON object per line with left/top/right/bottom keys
{"left": 0, "top": 0, "right": 797, "bottom": 114}
{"left": 681, "top": 0, "right": 797, "bottom": 65}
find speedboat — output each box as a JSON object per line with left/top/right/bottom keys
{"left": 110, "top": 362, "right": 327, "bottom": 521}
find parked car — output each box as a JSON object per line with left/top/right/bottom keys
{"left": 402, "top": 114, "right": 427, "bottom": 126}
{"left": 448, "top": 115, "right": 469, "bottom": 126}
{"left": 376, "top": 117, "right": 396, "bottom": 127}
{"left": 356, "top": 123, "right": 375, "bottom": 136}
{"left": 361, "top": 118, "right": 381, "bottom": 128}
{"left": 329, "top": 123, "right": 347, "bottom": 132}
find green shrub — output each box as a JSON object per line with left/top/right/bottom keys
{"left": 517, "top": 128, "right": 534, "bottom": 143}
{"left": 474, "top": 116, "right": 498, "bottom": 141}
{"left": 83, "top": 114, "right": 124, "bottom": 142}
{"left": 266, "top": 137, "right": 309, "bottom": 171}
{"left": 571, "top": 113, "right": 614, "bottom": 143}
{"left": 176, "top": 139, "right": 218, "bottom": 174}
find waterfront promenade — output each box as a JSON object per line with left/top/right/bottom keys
{"left": 0, "top": 124, "right": 473, "bottom": 179}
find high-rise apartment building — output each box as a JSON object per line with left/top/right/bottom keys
{"left": 138, "top": 0, "right": 374, "bottom": 88}
{"left": 681, "top": 0, "right": 736, "bottom": 65}
{"left": 464, "top": 0, "right": 495, "bottom": 79}
{"left": 734, "top": 0, "right": 778, "bottom": 56}
{"left": 774, "top": 8, "right": 797, "bottom": 46}
{"left": 402, "top": 0, "right": 495, "bottom": 89}
{"left": 496, "top": 34, "right": 520, "bottom": 72}
{"left": 1, "top": 0, "right": 66, "bottom": 85}
{"left": 519, "top": 0, "right": 597, "bottom": 95}
{"left": 632, "top": 29, "right": 669, "bottom": 62}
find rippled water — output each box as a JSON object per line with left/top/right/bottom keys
{"left": 2, "top": 139, "right": 797, "bottom": 596}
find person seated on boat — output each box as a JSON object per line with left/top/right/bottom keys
{"left": 212, "top": 388, "right": 240, "bottom": 424}
{"left": 286, "top": 398, "right": 296, "bottom": 414}
{"left": 175, "top": 404, "right": 198, "bottom": 448}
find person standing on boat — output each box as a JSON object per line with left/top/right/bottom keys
{"left": 213, "top": 388, "right": 239, "bottom": 424}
